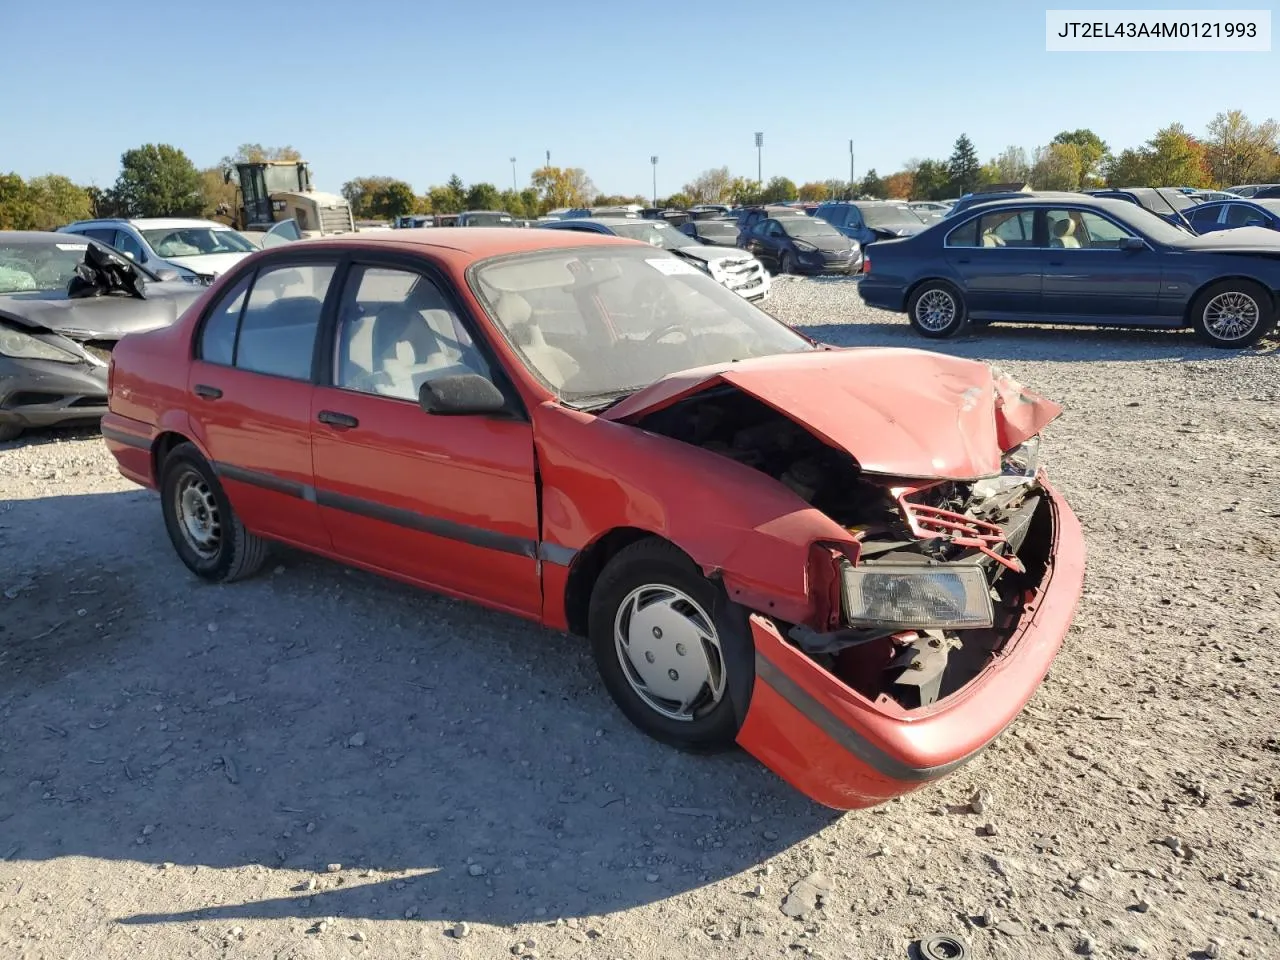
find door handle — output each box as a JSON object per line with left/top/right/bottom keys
{"left": 317, "top": 410, "right": 359, "bottom": 429}
{"left": 192, "top": 384, "right": 222, "bottom": 400}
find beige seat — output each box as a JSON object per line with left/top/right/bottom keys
{"left": 1050, "top": 218, "right": 1081, "bottom": 248}
{"left": 493, "top": 292, "right": 580, "bottom": 388}
{"left": 980, "top": 229, "right": 1006, "bottom": 247}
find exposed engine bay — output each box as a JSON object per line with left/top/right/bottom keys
{"left": 632, "top": 384, "right": 1054, "bottom": 711}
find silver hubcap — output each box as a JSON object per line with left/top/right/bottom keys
{"left": 1204, "top": 291, "right": 1260, "bottom": 341}
{"left": 175, "top": 470, "right": 221, "bottom": 557}
{"left": 613, "top": 584, "right": 726, "bottom": 722}
{"left": 916, "top": 289, "right": 957, "bottom": 331}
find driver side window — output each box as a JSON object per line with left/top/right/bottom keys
{"left": 333, "top": 266, "right": 490, "bottom": 402}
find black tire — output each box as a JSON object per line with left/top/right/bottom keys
{"left": 159, "top": 442, "right": 270, "bottom": 582}
{"left": 780, "top": 251, "right": 797, "bottom": 275}
{"left": 906, "top": 280, "right": 969, "bottom": 338}
{"left": 0, "top": 423, "right": 21, "bottom": 443}
{"left": 1188, "top": 279, "right": 1276, "bottom": 348}
{"left": 587, "top": 538, "right": 753, "bottom": 752}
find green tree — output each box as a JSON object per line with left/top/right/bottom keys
{"left": 529, "top": 166, "right": 596, "bottom": 210}
{"left": 428, "top": 185, "right": 461, "bottom": 214}
{"left": 24, "top": 175, "right": 92, "bottom": 230}
{"left": 1050, "top": 129, "right": 1109, "bottom": 185}
{"left": 759, "top": 175, "right": 798, "bottom": 203}
{"left": 1204, "top": 109, "right": 1279, "bottom": 186}
{"left": 371, "top": 180, "right": 416, "bottom": 218}
{"left": 1102, "top": 149, "right": 1153, "bottom": 187}
{"left": 465, "top": 182, "right": 502, "bottom": 210}
{"left": 1030, "top": 142, "right": 1083, "bottom": 190}
{"left": 445, "top": 174, "right": 467, "bottom": 211}
{"left": 858, "top": 168, "right": 884, "bottom": 197}
{"left": 199, "top": 167, "right": 238, "bottom": 218}
{"left": 0, "top": 173, "right": 34, "bottom": 229}
{"left": 659, "top": 193, "right": 692, "bottom": 209}
{"left": 498, "top": 189, "right": 528, "bottom": 217}
{"left": 911, "top": 160, "right": 950, "bottom": 200}
{"left": 341, "top": 176, "right": 398, "bottom": 218}
{"left": 519, "top": 187, "right": 542, "bottom": 217}
{"left": 946, "top": 134, "right": 982, "bottom": 195}
{"left": 111, "top": 144, "right": 202, "bottom": 217}
{"left": 726, "top": 176, "right": 763, "bottom": 205}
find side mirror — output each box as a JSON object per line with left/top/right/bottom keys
{"left": 153, "top": 268, "right": 181, "bottom": 281}
{"left": 1245, "top": 218, "right": 1264, "bottom": 227}
{"left": 418, "top": 373, "right": 507, "bottom": 416}
{"left": 1118, "top": 237, "right": 1146, "bottom": 251}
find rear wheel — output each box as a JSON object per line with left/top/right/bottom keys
{"left": 160, "top": 442, "right": 270, "bottom": 582}
{"left": 587, "top": 538, "right": 751, "bottom": 752}
{"left": 0, "top": 423, "right": 21, "bottom": 443}
{"left": 907, "top": 280, "right": 969, "bottom": 338}
{"left": 1189, "top": 279, "right": 1275, "bottom": 348}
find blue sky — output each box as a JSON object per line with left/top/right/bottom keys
{"left": 8, "top": 0, "right": 1278, "bottom": 196}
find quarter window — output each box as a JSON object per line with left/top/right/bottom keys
{"left": 334, "top": 266, "right": 489, "bottom": 401}
{"left": 199, "top": 274, "right": 252, "bottom": 365}
{"left": 233, "top": 263, "right": 336, "bottom": 379}
{"left": 945, "top": 217, "right": 981, "bottom": 247}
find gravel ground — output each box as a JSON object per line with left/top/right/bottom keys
{"left": 1, "top": 278, "right": 1278, "bottom": 960}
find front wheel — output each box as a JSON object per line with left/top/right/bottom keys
{"left": 780, "top": 251, "right": 797, "bottom": 275}
{"left": 587, "top": 538, "right": 751, "bottom": 752}
{"left": 907, "top": 280, "right": 969, "bottom": 338}
{"left": 160, "top": 442, "right": 271, "bottom": 582}
{"left": 0, "top": 423, "right": 22, "bottom": 443}
{"left": 1189, "top": 279, "right": 1276, "bottom": 348}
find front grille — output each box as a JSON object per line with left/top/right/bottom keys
{"left": 319, "top": 205, "right": 354, "bottom": 234}
{"left": 718, "top": 258, "right": 766, "bottom": 289}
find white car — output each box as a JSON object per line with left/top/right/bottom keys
{"left": 58, "top": 217, "right": 265, "bottom": 285}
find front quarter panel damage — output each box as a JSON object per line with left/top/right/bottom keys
{"left": 532, "top": 403, "right": 856, "bottom": 628}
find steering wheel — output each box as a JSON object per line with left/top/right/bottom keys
{"left": 643, "top": 323, "right": 690, "bottom": 346}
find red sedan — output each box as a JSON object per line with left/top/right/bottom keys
{"left": 101, "top": 228, "right": 1086, "bottom": 810}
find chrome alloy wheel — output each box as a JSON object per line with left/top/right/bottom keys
{"left": 613, "top": 584, "right": 726, "bottom": 722}
{"left": 1203, "top": 290, "right": 1261, "bottom": 341}
{"left": 915, "top": 288, "right": 957, "bottom": 331}
{"left": 174, "top": 469, "right": 222, "bottom": 557}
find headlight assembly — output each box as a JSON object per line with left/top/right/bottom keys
{"left": 841, "top": 562, "right": 994, "bottom": 630}
{"left": 0, "top": 327, "right": 81, "bottom": 364}
{"left": 791, "top": 240, "right": 817, "bottom": 252}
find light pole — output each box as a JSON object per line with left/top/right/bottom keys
{"left": 651, "top": 155, "right": 659, "bottom": 207}
{"left": 849, "top": 139, "right": 855, "bottom": 198}
{"left": 754, "top": 132, "right": 764, "bottom": 186}
{"left": 510, "top": 157, "right": 517, "bottom": 192}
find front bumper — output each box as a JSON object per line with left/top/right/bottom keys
{"left": 795, "top": 250, "right": 863, "bottom": 275}
{"left": 735, "top": 481, "right": 1085, "bottom": 810}
{"left": 0, "top": 356, "right": 109, "bottom": 431}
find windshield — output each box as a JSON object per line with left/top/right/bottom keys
{"left": 1108, "top": 202, "right": 1204, "bottom": 244}
{"left": 470, "top": 246, "right": 815, "bottom": 403}
{"left": 611, "top": 221, "right": 699, "bottom": 249}
{"left": 141, "top": 227, "right": 257, "bottom": 258}
{"left": 695, "top": 222, "right": 739, "bottom": 240}
{"left": 781, "top": 218, "right": 842, "bottom": 238}
{"left": 862, "top": 205, "right": 925, "bottom": 227}
{"left": 1256, "top": 199, "right": 1280, "bottom": 215}
{"left": 462, "top": 212, "right": 514, "bottom": 226}
{"left": 0, "top": 238, "right": 154, "bottom": 294}
{"left": 1157, "top": 190, "right": 1197, "bottom": 211}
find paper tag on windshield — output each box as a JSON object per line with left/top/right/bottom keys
{"left": 646, "top": 258, "right": 701, "bottom": 276}
{"left": 55, "top": 243, "right": 89, "bottom": 251}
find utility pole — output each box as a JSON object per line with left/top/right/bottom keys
{"left": 651, "top": 155, "right": 659, "bottom": 207}
{"left": 546, "top": 149, "right": 551, "bottom": 168}
{"left": 849, "top": 140, "right": 855, "bottom": 198}
{"left": 510, "top": 157, "right": 518, "bottom": 192}
{"left": 754, "top": 132, "right": 764, "bottom": 186}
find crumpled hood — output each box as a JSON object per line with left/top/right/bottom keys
{"left": 672, "top": 244, "right": 751, "bottom": 265}
{"left": 163, "top": 252, "right": 252, "bottom": 278}
{"left": 0, "top": 283, "right": 202, "bottom": 340}
{"left": 601, "top": 347, "right": 1062, "bottom": 480}
{"left": 1170, "top": 225, "right": 1280, "bottom": 252}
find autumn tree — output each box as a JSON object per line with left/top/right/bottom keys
{"left": 529, "top": 166, "right": 597, "bottom": 209}
{"left": 199, "top": 167, "right": 237, "bottom": 218}
{"left": 1204, "top": 110, "right": 1280, "bottom": 186}
{"left": 882, "top": 171, "right": 914, "bottom": 199}
{"left": 1029, "top": 142, "right": 1084, "bottom": 190}
{"left": 946, "top": 134, "right": 982, "bottom": 195}
{"left": 112, "top": 144, "right": 202, "bottom": 217}
{"left": 1103, "top": 149, "right": 1153, "bottom": 187}
{"left": 682, "top": 166, "right": 733, "bottom": 204}
{"left": 993, "top": 145, "right": 1030, "bottom": 182}
{"left": 726, "top": 176, "right": 763, "bottom": 205}
{"left": 1050, "top": 129, "right": 1109, "bottom": 185}
{"left": 1143, "top": 124, "right": 1210, "bottom": 187}
{"left": 797, "top": 181, "right": 831, "bottom": 201}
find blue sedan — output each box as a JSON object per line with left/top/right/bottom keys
{"left": 858, "top": 196, "right": 1280, "bottom": 348}
{"left": 1185, "top": 198, "right": 1280, "bottom": 235}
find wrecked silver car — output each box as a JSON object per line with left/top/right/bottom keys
{"left": 0, "top": 232, "right": 202, "bottom": 442}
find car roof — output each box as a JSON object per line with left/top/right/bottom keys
{"left": 948, "top": 195, "right": 1141, "bottom": 216}
{"left": 68, "top": 217, "right": 234, "bottom": 230}
{"left": 545, "top": 217, "right": 661, "bottom": 228}
{"left": 301, "top": 226, "right": 634, "bottom": 257}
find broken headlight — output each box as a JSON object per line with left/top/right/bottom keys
{"left": 0, "top": 327, "right": 80, "bottom": 363}
{"left": 841, "top": 563, "right": 994, "bottom": 630}
{"left": 971, "top": 436, "right": 1042, "bottom": 499}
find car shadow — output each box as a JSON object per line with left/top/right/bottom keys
{"left": 0, "top": 489, "right": 840, "bottom": 930}
{"left": 0, "top": 422, "right": 103, "bottom": 450}
{"left": 794, "top": 317, "right": 1280, "bottom": 363}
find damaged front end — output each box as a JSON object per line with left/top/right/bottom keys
{"left": 793, "top": 439, "right": 1052, "bottom": 710}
